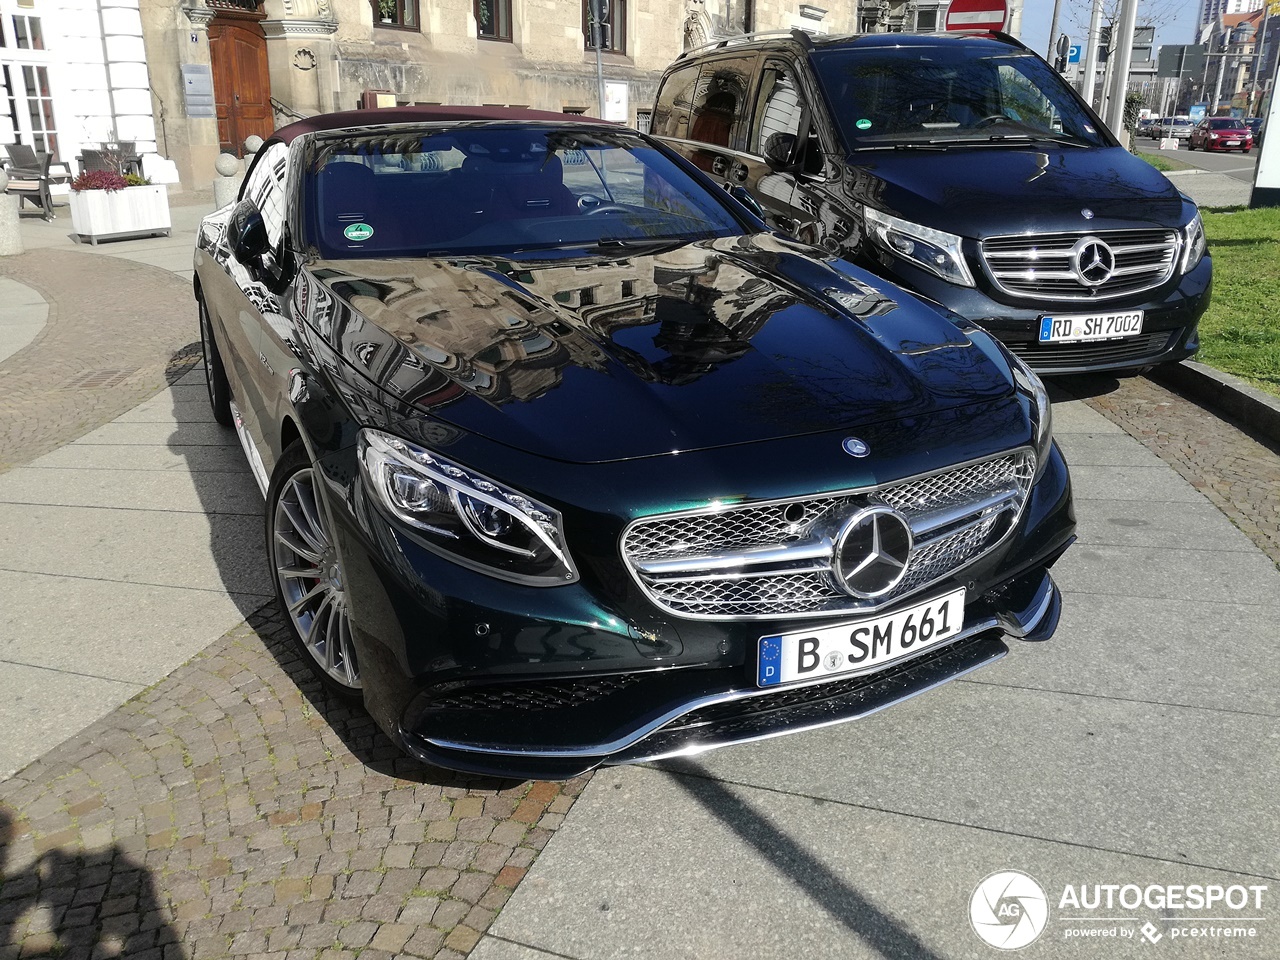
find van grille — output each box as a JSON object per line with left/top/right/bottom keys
{"left": 980, "top": 229, "right": 1179, "bottom": 301}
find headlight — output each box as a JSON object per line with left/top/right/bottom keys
{"left": 1182, "top": 211, "right": 1206, "bottom": 273}
{"left": 1006, "top": 350, "right": 1053, "bottom": 479}
{"left": 359, "top": 429, "right": 577, "bottom": 586}
{"left": 863, "top": 207, "right": 975, "bottom": 287}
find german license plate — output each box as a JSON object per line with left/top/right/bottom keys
{"left": 1038, "top": 310, "right": 1143, "bottom": 344}
{"left": 757, "top": 588, "right": 965, "bottom": 687}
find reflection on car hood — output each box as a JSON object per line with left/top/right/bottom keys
{"left": 848, "top": 145, "right": 1185, "bottom": 237}
{"left": 303, "top": 233, "right": 1013, "bottom": 463}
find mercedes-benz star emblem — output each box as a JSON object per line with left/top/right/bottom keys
{"left": 842, "top": 437, "right": 870, "bottom": 458}
{"left": 1081, "top": 207, "right": 1095, "bottom": 220}
{"left": 1071, "top": 236, "right": 1115, "bottom": 287}
{"left": 833, "top": 505, "right": 913, "bottom": 599}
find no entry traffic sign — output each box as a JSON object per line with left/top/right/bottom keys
{"left": 944, "top": 0, "right": 1009, "bottom": 31}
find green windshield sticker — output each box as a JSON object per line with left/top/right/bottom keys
{"left": 855, "top": 118, "right": 872, "bottom": 131}
{"left": 343, "top": 223, "right": 374, "bottom": 242}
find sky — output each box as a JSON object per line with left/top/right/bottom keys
{"left": 1018, "top": 0, "right": 1200, "bottom": 60}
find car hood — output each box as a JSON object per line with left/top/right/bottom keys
{"left": 847, "top": 145, "right": 1186, "bottom": 237}
{"left": 303, "top": 234, "right": 1014, "bottom": 464}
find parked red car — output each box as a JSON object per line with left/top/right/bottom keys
{"left": 1189, "top": 117, "right": 1253, "bottom": 153}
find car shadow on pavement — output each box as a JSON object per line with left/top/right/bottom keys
{"left": 0, "top": 807, "right": 186, "bottom": 959}
{"left": 661, "top": 758, "right": 948, "bottom": 960}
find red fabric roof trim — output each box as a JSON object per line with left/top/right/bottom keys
{"left": 274, "top": 105, "right": 610, "bottom": 144}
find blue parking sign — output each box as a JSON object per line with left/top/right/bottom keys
{"left": 1068, "top": 44, "right": 1082, "bottom": 63}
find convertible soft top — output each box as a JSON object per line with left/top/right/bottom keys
{"left": 274, "top": 105, "right": 609, "bottom": 144}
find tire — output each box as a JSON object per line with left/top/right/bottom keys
{"left": 1244, "top": 148, "right": 1251, "bottom": 154}
{"left": 267, "top": 441, "right": 362, "bottom": 700}
{"left": 199, "top": 299, "right": 234, "bottom": 428}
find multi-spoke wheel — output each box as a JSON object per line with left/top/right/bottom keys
{"left": 268, "top": 442, "right": 361, "bottom": 696}
{"left": 199, "top": 298, "right": 234, "bottom": 428}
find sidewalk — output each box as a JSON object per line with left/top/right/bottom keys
{"left": 2, "top": 191, "right": 1279, "bottom": 960}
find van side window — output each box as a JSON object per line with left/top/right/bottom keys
{"left": 687, "top": 56, "right": 754, "bottom": 149}
{"left": 653, "top": 63, "right": 702, "bottom": 139}
{"left": 750, "top": 63, "right": 823, "bottom": 176}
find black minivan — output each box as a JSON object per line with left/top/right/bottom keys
{"left": 652, "top": 30, "right": 1211, "bottom": 374}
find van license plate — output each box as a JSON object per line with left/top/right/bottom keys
{"left": 1038, "top": 311, "right": 1144, "bottom": 344}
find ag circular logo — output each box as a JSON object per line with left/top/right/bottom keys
{"left": 832, "top": 505, "right": 912, "bottom": 599}
{"left": 969, "top": 870, "right": 1049, "bottom": 950}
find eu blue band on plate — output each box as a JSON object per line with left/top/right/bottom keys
{"left": 1039, "top": 317, "right": 1055, "bottom": 341}
{"left": 758, "top": 635, "right": 783, "bottom": 687}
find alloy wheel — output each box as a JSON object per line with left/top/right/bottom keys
{"left": 273, "top": 466, "right": 361, "bottom": 689}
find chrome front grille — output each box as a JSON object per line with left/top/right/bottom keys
{"left": 621, "top": 450, "right": 1036, "bottom": 620}
{"left": 980, "top": 229, "right": 1179, "bottom": 301}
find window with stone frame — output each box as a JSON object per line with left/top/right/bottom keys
{"left": 583, "top": 0, "right": 626, "bottom": 53}
{"left": 370, "top": 0, "right": 418, "bottom": 29}
{"left": 475, "top": 0, "right": 511, "bottom": 40}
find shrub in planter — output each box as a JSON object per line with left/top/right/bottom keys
{"left": 70, "top": 168, "right": 170, "bottom": 244}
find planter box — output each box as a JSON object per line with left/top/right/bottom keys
{"left": 69, "top": 184, "right": 171, "bottom": 244}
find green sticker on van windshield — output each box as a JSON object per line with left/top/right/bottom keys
{"left": 343, "top": 223, "right": 374, "bottom": 242}
{"left": 855, "top": 118, "right": 872, "bottom": 130}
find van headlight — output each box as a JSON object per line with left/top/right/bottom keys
{"left": 359, "top": 429, "right": 577, "bottom": 586}
{"left": 1182, "top": 211, "right": 1206, "bottom": 273}
{"left": 863, "top": 207, "right": 975, "bottom": 287}
{"left": 1007, "top": 351, "right": 1053, "bottom": 479}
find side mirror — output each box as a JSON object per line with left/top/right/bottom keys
{"left": 227, "top": 198, "right": 269, "bottom": 266}
{"left": 763, "top": 133, "right": 798, "bottom": 168}
{"left": 728, "top": 185, "right": 765, "bottom": 220}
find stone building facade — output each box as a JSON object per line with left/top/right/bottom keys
{"left": 3, "top": 0, "right": 1025, "bottom": 191}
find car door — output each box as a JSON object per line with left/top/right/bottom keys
{"left": 222, "top": 141, "right": 291, "bottom": 480}
{"left": 737, "top": 57, "right": 841, "bottom": 244}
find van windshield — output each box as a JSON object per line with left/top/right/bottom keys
{"left": 811, "top": 44, "right": 1109, "bottom": 151}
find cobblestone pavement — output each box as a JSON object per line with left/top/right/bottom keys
{"left": 0, "top": 605, "right": 587, "bottom": 960}
{"left": 1059, "top": 373, "right": 1280, "bottom": 567}
{"left": 0, "top": 250, "right": 197, "bottom": 473}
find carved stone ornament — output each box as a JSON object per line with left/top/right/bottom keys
{"left": 293, "top": 47, "right": 317, "bottom": 69}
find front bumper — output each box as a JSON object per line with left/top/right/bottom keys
{"left": 327, "top": 433, "right": 1075, "bottom": 780}
{"left": 870, "top": 251, "right": 1211, "bottom": 376}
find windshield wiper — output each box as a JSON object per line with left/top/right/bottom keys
{"left": 594, "top": 236, "right": 694, "bottom": 252}
{"left": 911, "top": 133, "right": 1091, "bottom": 148}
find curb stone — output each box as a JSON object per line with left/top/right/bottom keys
{"left": 1152, "top": 360, "right": 1280, "bottom": 448}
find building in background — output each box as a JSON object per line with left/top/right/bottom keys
{"left": 4, "top": 0, "right": 1017, "bottom": 191}
{"left": 1197, "top": 0, "right": 1262, "bottom": 38}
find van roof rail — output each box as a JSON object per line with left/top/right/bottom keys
{"left": 676, "top": 27, "right": 816, "bottom": 60}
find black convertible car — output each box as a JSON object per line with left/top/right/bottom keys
{"left": 194, "top": 106, "right": 1074, "bottom": 778}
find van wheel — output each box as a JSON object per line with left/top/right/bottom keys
{"left": 199, "top": 299, "right": 234, "bottom": 428}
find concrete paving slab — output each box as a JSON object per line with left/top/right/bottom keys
{"left": 971, "top": 592, "right": 1280, "bottom": 717}
{"left": 1054, "top": 433, "right": 1167, "bottom": 468}
{"left": 0, "top": 275, "right": 47, "bottom": 307}
{"left": 1068, "top": 464, "right": 1208, "bottom": 503}
{"left": 1052, "top": 542, "right": 1280, "bottom": 605}
{"left": 1072, "top": 498, "right": 1260, "bottom": 552}
{"left": 0, "top": 660, "right": 140, "bottom": 780}
{"left": 23, "top": 441, "right": 253, "bottom": 475}
{"left": 111, "top": 396, "right": 223, "bottom": 423}
{"left": 656, "top": 679, "right": 1278, "bottom": 877}
{"left": 0, "top": 502, "right": 271, "bottom": 596}
{"left": 484, "top": 765, "right": 1276, "bottom": 960}
{"left": 0, "top": 465, "right": 262, "bottom": 515}
{"left": 68, "top": 420, "right": 239, "bottom": 447}
{"left": 1048, "top": 401, "right": 1126, "bottom": 435}
{"left": 471, "top": 941, "right": 570, "bottom": 960}
{"left": 0, "top": 569, "right": 269, "bottom": 684}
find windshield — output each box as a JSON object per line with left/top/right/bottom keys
{"left": 811, "top": 44, "right": 1109, "bottom": 150}
{"left": 303, "top": 126, "right": 745, "bottom": 259}
{"left": 1208, "top": 118, "right": 1244, "bottom": 130}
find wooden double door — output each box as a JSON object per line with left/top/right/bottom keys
{"left": 208, "top": 17, "right": 274, "bottom": 156}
